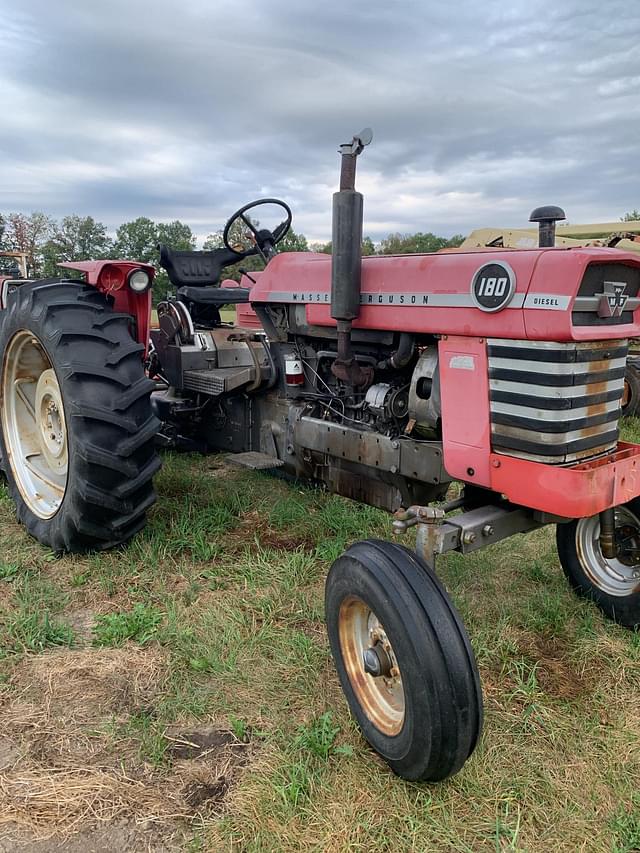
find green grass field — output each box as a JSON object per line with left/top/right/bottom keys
{"left": 0, "top": 425, "right": 639, "bottom": 851}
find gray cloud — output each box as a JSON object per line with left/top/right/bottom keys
{"left": 1, "top": 0, "right": 639, "bottom": 243}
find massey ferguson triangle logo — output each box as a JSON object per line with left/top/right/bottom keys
{"left": 597, "top": 281, "right": 628, "bottom": 318}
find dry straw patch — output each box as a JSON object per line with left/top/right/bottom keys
{"left": 0, "top": 647, "right": 172, "bottom": 838}
{"left": 0, "top": 767, "right": 185, "bottom": 837}
{"left": 0, "top": 645, "right": 248, "bottom": 843}
{"left": 8, "top": 646, "right": 169, "bottom": 722}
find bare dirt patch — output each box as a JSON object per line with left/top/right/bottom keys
{"left": 183, "top": 777, "right": 228, "bottom": 809}
{"left": 165, "top": 725, "right": 252, "bottom": 814}
{"left": 521, "top": 634, "right": 594, "bottom": 700}
{"left": 166, "top": 728, "right": 237, "bottom": 760}
{"left": 227, "top": 508, "right": 315, "bottom": 553}
{"left": 0, "top": 819, "right": 184, "bottom": 853}
{"left": 62, "top": 608, "right": 96, "bottom": 645}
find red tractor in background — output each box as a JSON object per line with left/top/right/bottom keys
{"left": 1, "top": 130, "right": 640, "bottom": 783}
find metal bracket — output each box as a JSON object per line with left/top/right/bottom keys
{"left": 393, "top": 502, "right": 544, "bottom": 565}
{"left": 393, "top": 505, "right": 456, "bottom": 565}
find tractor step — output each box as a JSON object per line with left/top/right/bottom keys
{"left": 183, "top": 366, "right": 254, "bottom": 396}
{"left": 226, "top": 452, "right": 284, "bottom": 470}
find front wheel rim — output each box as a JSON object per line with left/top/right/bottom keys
{"left": 576, "top": 508, "right": 640, "bottom": 597}
{"left": 1, "top": 330, "right": 68, "bottom": 519}
{"left": 338, "top": 595, "right": 405, "bottom": 736}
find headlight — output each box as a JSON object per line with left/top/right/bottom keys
{"left": 127, "top": 269, "right": 151, "bottom": 292}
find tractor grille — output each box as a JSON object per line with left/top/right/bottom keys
{"left": 487, "top": 338, "right": 627, "bottom": 464}
{"left": 572, "top": 262, "right": 640, "bottom": 327}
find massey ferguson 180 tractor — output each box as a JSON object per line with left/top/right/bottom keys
{"left": 1, "top": 130, "right": 640, "bottom": 783}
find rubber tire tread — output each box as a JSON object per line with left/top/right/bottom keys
{"left": 556, "top": 501, "right": 640, "bottom": 629}
{"left": 325, "top": 538, "right": 483, "bottom": 781}
{"left": 0, "top": 280, "right": 160, "bottom": 552}
{"left": 622, "top": 360, "right": 640, "bottom": 418}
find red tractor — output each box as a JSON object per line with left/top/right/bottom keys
{"left": 1, "top": 130, "right": 639, "bottom": 783}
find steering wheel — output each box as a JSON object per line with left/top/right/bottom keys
{"left": 223, "top": 198, "right": 292, "bottom": 260}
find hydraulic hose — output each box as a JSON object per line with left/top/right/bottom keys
{"left": 378, "top": 333, "right": 416, "bottom": 370}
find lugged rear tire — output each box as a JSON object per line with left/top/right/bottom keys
{"left": 325, "top": 539, "right": 483, "bottom": 781}
{"left": 0, "top": 280, "right": 160, "bottom": 552}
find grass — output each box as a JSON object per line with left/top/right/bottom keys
{"left": 92, "top": 603, "right": 163, "bottom": 647}
{"left": 0, "top": 565, "right": 75, "bottom": 652}
{"left": 610, "top": 792, "right": 640, "bottom": 853}
{"left": 0, "top": 429, "right": 639, "bottom": 850}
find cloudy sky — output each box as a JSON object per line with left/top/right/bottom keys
{"left": 1, "top": 0, "right": 639, "bottom": 245}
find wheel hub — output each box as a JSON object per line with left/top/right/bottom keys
{"left": 363, "top": 642, "right": 393, "bottom": 677}
{"left": 576, "top": 507, "right": 640, "bottom": 596}
{"left": 1, "top": 331, "right": 68, "bottom": 518}
{"left": 338, "top": 596, "right": 405, "bottom": 736}
{"left": 35, "top": 369, "right": 68, "bottom": 472}
{"left": 615, "top": 524, "right": 640, "bottom": 568}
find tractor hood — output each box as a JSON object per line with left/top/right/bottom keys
{"left": 249, "top": 246, "right": 640, "bottom": 342}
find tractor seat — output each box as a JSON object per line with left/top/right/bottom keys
{"left": 159, "top": 243, "right": 240, "bottom": 288}
{"left": 177, "top": 286, "right": 251, "bottom": 306}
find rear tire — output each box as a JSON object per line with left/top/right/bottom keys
{"left": 325, "top": 539, "right": 483, "bottom": 781}
{"left": 0, "top": 280, "right": 160, "bottom": 552}
{"left": 557, "top": 502, "right": 640, "bottom": 629}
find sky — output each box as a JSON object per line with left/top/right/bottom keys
{"left": 1, "top": 0, "right": 639, "bottom": 245}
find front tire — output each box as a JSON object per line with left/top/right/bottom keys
{"left": 325, "top": 539, "right": 483, "bottom": 781}
{"left": 622, "top": 359, "right": 640, "bottom": 418}
{"left": 0, "top": 281, "right": 160, "bottom": 552}
{"left": 556, "top": 501, "right": 640, "bottom": 628}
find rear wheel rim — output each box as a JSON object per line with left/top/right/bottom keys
{"left": 338, "top": 595, "right": 405, "bottom": 736}
{"left": 576, "top": 508, "right": 640, "bottom": 597}
{"left": 1, "top": 330, "right": 68, "bottom": 519}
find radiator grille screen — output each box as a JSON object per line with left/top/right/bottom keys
{"left": 487, "top": 338, "right": 627, "bottom": 463}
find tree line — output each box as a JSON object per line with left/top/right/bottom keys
{"left": 0, "top": 211, "right": 466, "bottom": 302}
{"left": 0, "top": 212, "right": 196, "bottom": 302}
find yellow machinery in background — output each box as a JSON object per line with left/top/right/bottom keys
{"left": 0, "top": 251, "right": 28, "bottom": 279}
{"left": 460, "top": 220, "right": 640, "bottom": 253}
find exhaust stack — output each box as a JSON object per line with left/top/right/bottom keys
{"left": 330, "top": 128, "right": 373, "bottom": 388}
{"left": 529, "top": 205, "right": 566, "bottom": 248}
